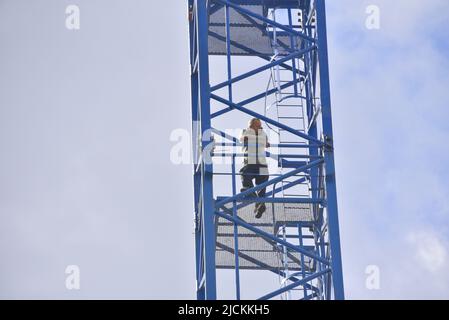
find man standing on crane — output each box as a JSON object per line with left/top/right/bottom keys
{"left": 240, "top": 118, "right": 270, "bottom": 218}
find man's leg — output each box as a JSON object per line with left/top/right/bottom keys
{"left": 240, "top": 165, "right": 256, "bottom": 197}
{"left": 254, "top": 166, "right": 269, "bottom": 218}
{"left": 255, "top": 165, "right": 269, "bottom": 197}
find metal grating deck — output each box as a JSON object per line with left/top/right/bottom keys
{"left": 209, "top": 4, "right": 303, "bottom": 57}
{"left": 216, "top": 201, "right": 315, "bottom": 271}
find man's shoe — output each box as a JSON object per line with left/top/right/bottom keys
{"left": 253, "top": 203, "right": 260, "bottom": 213}
{"left": 255, "top": 203, "right": 266, "bottom": 219}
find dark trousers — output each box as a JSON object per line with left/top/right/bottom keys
{"left": 240, "top": 164, "right": 269, "bottom": 198}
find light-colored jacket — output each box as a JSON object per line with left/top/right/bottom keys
{"left": 240, "top": 128, "right": 268, "bottom": 166}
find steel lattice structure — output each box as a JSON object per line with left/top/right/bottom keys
{"left": 188, "top": 0, "right": 344, "bottom": 300}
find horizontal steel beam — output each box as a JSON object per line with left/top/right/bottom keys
{"left": 211, "top": 78, "right": 302, "bottom": 119}
{"left": 211, "top": 46, "right": 315, "bottom": 92}
{"left": 215, "top": 210, "right": 329, "bottom": 265}
{"left": 210, "top": 94, "right": 323, "bottom": 145}
{"left": 213, "top": 0, "right": 316, "bottom": 43}
{"left": 216, "top": 158, "right": 324, "bottom": 207}
{"left": 258, "top": 268, "right": 331, "bottom": 300}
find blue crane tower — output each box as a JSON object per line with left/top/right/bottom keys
{"left": 188, "top": 0, "right": 344, "bottom": 300}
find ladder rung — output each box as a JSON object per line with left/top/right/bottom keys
{"left": 282, "top": 175, "right": 308, "bottom": 179}
{"left": 277, "top": 108, "right": 303, "bottom": 110}
{"left": 283, "top": 184, "right": 308, "bottom": 188}
{"left": 279, "top": 142, "right": 306, "bottom": 144}
{"left": 277, "top": 105, "right": 304, "bottom": 108}
{"left": 278, "top": 127, "right": 303, "bottom": 129}
{"left": 279, "top": 68, "right": 297, "bottom": 72}
{"left": 278, "top": 116, "right": 304, "bottom": 119}
{"left": 279, "top": 142, "right": 307, "bottom": 145}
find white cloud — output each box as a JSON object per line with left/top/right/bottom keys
{"left": 327, "top": 0, "right": 449, "bottom": 299}
{"left": 407, "top": 231, "right": 447, "bottom": 273}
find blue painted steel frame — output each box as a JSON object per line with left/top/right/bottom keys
{"left": 188, "top": 0, "right": 203, "bottom": 300}
{"left": 190, "top": 0, "right": 217, "bottom": 299}
{"left": 188, "top": 0, "right": 344, "bottom": 300}
{"left": 315, "top": 0, "right": 345, "bottom": 300}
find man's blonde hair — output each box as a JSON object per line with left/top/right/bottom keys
{"left": 248, "top": 118, "right": 261, "bottom": 129}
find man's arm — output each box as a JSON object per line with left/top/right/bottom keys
{"left": 265, "top": 132, "right": 270, "bottom": 148}
{"left": 240, "top": 129, "right": 247, "bottom": 144}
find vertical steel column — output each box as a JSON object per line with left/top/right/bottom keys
{"left": 196, "top": 0, "right": 217, "bottom": 300}
{"left": 226, "top": 4, "right": 241, "bottom": 300}
{"left": 303, "top": 3, "right": 324, "bottom": 300}
{"left": 315, "top": 0, "right": 345, "bottom": 300}
{"left": 287, "top": 8, "right": 299, "bottom": 96}
{"left": 231, "top": 153, "right": 241, "bottom": 300}
{"left": 297, "top": 226, "right": 308, "bottom": 297}
{"left": 188, "top": 0, "right": 205, "bottom": 300}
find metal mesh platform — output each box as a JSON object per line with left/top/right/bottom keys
{"left": 209, "top": 3, "right": 303, "bottom": 57}
{"left": 216, "top": 201, "right": 315, "bottom": 271}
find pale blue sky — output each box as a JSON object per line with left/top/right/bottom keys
{"left": 0, "top": 0, "right": 448, "bottom": 299}
{"left": 327, "top": 0, "right": 449, "bottom": 299}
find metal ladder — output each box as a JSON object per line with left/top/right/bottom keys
{"left": 265, "top": 6, "right": 314, "bottom": 300}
